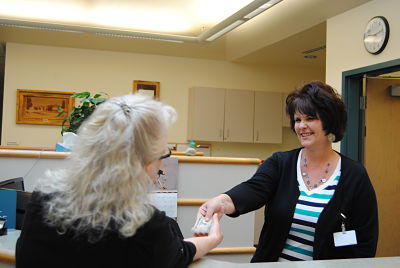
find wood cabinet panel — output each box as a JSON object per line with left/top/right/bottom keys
{"left": 254, "top": 91, "right": 282, "bottom": 143}
{"left": 187, "top": 87, "right": 225, "bottom": 142}
{"left": 282, "top": 93, "right": 291, "bottom": 127}
{"left": 224, "top": 89, "right": 254, "bottom": 143}
{"left": 188, "top": 87, "right": 283, "bottom": 144}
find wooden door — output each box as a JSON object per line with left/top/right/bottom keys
{"left": 254, "top": 91, "right": 283, "bottom": 143}
{"left": 187, "top": 87, "right": 225, "bottom": 142}
{"left": 365, "top": 77, "right": 400, "bottom": 256}
{"left": 224, "top": 89, "right": 254, "bottom": 143}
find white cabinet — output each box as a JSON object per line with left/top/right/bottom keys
{"left": 254, "top": 91, "right": 282, "bottom": 143}
{"left": 224, "top": 89, "right": 254, "bottom": 142}
{"left": 188, "top": 87, "right": 283, "bottom": 143}
{"left": 187, "top": 87, "right": 225, "bottom": 141}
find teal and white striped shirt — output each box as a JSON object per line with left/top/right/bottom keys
{"left": 279, "top": 150, "right": 341, "bottom": 261}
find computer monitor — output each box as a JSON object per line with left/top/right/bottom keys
{"left": 0, "top": 177, "right": 25, "bottom": 191}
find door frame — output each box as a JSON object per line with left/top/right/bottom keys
{"left": 341, "top": 58, "right": 400, "bottom": 162}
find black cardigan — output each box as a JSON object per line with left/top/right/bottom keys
{"left": 16, "top": 192, "right": 196, "bottom": 268}
{"left": 226, "top": 148, "right": 378, "bottom": 262}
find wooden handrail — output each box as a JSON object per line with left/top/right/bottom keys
{"left": 0, "top": 149, "right": 69, "bottom": 159}
{"left": 0, "top": 149, "right": 261, "bottom": 165}
{"left": 171, "top": 151, "right": 204, "bottom": 156}
{"left": 174, "top": 156, "right": 261, "bottom": 165}
{"left": 208, "top": 247, "right": 256, "bottom": 254}
{"left": 0, "top": 253, "right": 15, "bottom": 264}
{"left": 0, "top": 146, "right": 55, "bottom": 151}
{"left": 177, "top": 199, "right": 208, "bottom": 206}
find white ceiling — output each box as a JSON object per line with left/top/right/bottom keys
{"left": 0, "top": 0, "right": 372, "bottom": 67}
{"left": 0, "top": 0, "right": 256, "bottom": 37}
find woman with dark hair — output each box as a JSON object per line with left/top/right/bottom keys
{"left": 197, "top": 81, "right": 378, "bottom": 262}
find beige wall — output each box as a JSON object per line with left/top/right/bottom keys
{"left": 2, "top": 42, "right": 323, "bottom": 158}
{"left": 326, "top": 0, "right": 400, "bottom": 152}
{"left": 326, "top": 0, "right": 400, "bottom": 90}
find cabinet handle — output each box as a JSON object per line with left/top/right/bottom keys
{"left": 227, "top": 129, "right": 230, "bottom": 138}
{"left": 220, "top": 129, "right": 222, "bottom": 138}
{"left": 256, "top": 130, "right": 259, "bottom": 141}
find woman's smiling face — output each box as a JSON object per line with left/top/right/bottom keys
{"left": 294, "top": 113, "right": 327, "bottom": 148}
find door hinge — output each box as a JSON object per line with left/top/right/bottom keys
{"left": 360, "top": 96, "right": 367, "bottom": 110}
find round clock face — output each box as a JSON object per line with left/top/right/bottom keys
{"left": 363, "top": 16, "right": 390, "bottom": 54}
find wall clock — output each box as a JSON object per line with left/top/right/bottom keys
{"left": 363, "top": 16, "right": 390, "bottom": 55}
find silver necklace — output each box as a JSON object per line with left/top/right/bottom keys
{"left": 302, "top": 156, "right": 330, "bottom": 190}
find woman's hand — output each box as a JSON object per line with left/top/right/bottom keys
{"left": 185, "top": 213, "right": 224, "bottom": 260}
{"left": 197, "top": 194, "right": 235, "bottom": 221}
{"left": 207, "top": 213, "right": 224, "bottom": 246}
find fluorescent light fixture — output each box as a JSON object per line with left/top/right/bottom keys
{"left": 244, "top": 8, "right": 267, "bottom": 19}
{"left": 206, "top": 20, "right": 245, "bottom": 41}
{"left": 0, "top": 0, "right": 283, "bottom": 43}
{"left": 94, "top": 32, "right": 185, "bottom": 43}
{"left": 0, "top": 18, "right": 195, "bottom": 43}
{"left": 0, "top": 22, "right": 84, "bottom": 34}
{"left": 260, "top": 3, "right": 274, "bottom": 8}
{"left": 200, "top": 0, "right": 283, "bottom": 41}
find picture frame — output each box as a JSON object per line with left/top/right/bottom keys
{"left": 16, "top": 89, "right": 75, "bottom": 126}
{"left": 133, "top": 80, "right": 160, "bottom": 99}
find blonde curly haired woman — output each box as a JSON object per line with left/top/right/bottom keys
{"left": 16, "top": 94, "right": 223, "bottom": 268}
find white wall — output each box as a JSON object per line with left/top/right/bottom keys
{"left": 2, "top": 42, "right": 321, "bottom": 157}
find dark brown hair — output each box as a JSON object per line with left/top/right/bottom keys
{"left": 286, "top": 81, "right": 347, "bottom": 142}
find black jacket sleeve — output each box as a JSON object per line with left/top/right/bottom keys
{"left": 152, "top": 213, "right": 196, "bottom": 268}
{"left": 225, "top": 152, "right": 281, "bottom": 216}
{"left": 344, "top": 164, "right": 378, "bottom": 257}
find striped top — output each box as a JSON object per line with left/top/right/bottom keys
{"left": 279, "top": 149, "right": 341, "bottom": 261}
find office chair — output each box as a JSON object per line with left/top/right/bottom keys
{"left": 16, "top": 190, "right": 32, "bottom": 230}
{"left": 0, "top": 177, "right": 30, "bottom": 229}
{"left": 0, "top": 177, "right": 25, "bottom": 191}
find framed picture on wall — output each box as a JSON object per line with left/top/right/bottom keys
{"left": 133, "top": 80, "right": 160, "bottom": 99}
{"left": 16, "top": 89, "right": 75, "bottom": 125}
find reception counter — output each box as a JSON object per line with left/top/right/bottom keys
{"left": 190, "top": 257, "right": 400, "bottom": 267}
{"left": 1, "top": 229, "right": 399, "bottom": 268}
{"left": 0, "top": 149, "right": 260, "bottom": 263}
{"left": 1, "top": 150, "right": 400, "bottom": 266}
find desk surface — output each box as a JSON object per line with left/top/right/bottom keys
{"left": 190, "top": 257, "right": 400, "bottom": 267}
{"left": 0, "top": 230, "right": 19, "bottom": 261}
{"left": 2, "top": 231, "right": 399, "bottom": 267}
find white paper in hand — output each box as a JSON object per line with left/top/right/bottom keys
{"left": 191, "top": 217, "right": 212, "bottom": 235}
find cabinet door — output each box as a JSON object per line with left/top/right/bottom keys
{"left": 187, "top": 87, "right": 225, "bottom": 142}
{"left": 254, "top": 91, "right": 282, "bottom": 143}
{"left": 282, "top": 93, "right": 291, "bottom": 127}
{"left": 224, "top": 89, "right": 254, "bottom": 143}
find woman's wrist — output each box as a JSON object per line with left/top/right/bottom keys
{"left": 218, "top": 194, "right": 235, "bottom": 215}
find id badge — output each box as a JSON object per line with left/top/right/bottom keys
{"left": 333, "top": 230, "right": 357, "bottom": 247}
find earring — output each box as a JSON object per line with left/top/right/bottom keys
{"left": 327, "top": 133, "right": 336, "bottom": 142}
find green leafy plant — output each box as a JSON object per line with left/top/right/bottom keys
{"left": 57, "top": 91, "right": 108, "bottom": 135}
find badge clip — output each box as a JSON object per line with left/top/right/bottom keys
{"left": 341, "top": 213, "right": 346, "bottom": 234}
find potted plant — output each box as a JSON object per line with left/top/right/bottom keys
{"left": 57, "top": 91, "right": 109, "bottom": 135}
{"left": 56, "top": 92, "right": 108, "bottom": 152}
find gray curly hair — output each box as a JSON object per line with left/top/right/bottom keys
{"left": 37, "top": 94, "right": 177, "bottom": 241}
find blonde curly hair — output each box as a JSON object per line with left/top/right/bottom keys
{"left": 37, "top": 94, "right": 177, "bottom": 241}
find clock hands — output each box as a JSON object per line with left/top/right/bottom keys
{"left": 366, "top": 29, "right": 383, "bottom": 37}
